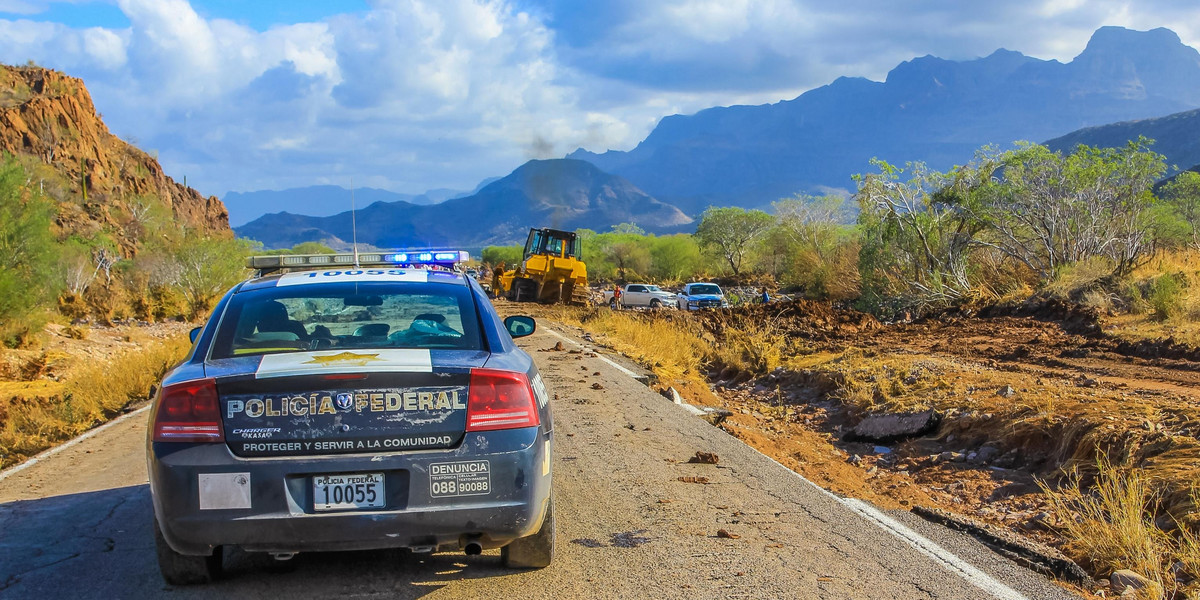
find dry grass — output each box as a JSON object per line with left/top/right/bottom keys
{"left": 545, "top": 307, "right": 708, "bottom": 383}
{"left": 1040, "top": 457, "right": 1171, "bottom": 591}
{"left": 1104, "top": 250, "right": 1200, "bottom": 346}
{"left": 0, "top": 333, "right": 191, "bottom": 468}
{"left": 708, "top": 312, "right": 791, "bottom": 374}
{"left": 1038, "top": 457, "right": 1200, "bottom": 598}
{"left": 1045, "top": 256, "right": 1117, "bottom": 300}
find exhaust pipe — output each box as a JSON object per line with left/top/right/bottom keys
{"left": 271, "top": 552, "right": 296, "bottom": 561}
{"left": 463, "top": 542, "right": 483, "bottom": 556}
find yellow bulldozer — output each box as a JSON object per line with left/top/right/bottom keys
{"left": 498, "top": 228, "right": 589, "bottom": 305}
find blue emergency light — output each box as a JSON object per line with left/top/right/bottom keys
{"left": 248, "top": 250, "right": 471, "bottom": 274}
{"left": 383, "top": 250, "right": 470, "bottom": 265}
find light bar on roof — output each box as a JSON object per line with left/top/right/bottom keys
{"left": 248, "top": 250, "right": 471, "bottom": 271}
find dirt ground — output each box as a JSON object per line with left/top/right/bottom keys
{"left": 509, "top": 296, "right": 1200, "bottom": 594}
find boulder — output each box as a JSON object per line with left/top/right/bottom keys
{"left": 1110, "top": 570, "right": 1163, "bottom": 599}
{"left": 844, "top": 409, "right": 941, "bottom": 444}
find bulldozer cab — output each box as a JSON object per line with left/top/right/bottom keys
{"left": 523, "top": 228, "right": 581, "bottom": 262}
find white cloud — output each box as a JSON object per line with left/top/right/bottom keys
{"left": 0, "top": 0, "right": 44, "bottom": 14}
{"left": 0, "top": 0, "right": 1197, "bottom": 202}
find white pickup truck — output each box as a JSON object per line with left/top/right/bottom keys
{"left": 601, "top": 284, "right": 677, "bottom": 309}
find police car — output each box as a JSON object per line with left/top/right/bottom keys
{"left": 147, "top": 251, "right": 554, "bottom": 584}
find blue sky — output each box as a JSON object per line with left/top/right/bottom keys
{"left": 1, "top": 0, "right": 1199, "bottom": 199}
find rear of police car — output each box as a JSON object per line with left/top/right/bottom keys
{"left": 147, "top": 253, "right": 553, "bottom": 584}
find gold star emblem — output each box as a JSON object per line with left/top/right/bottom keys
{"left": 302, "top": 351, "right": 382, "bottom": 367}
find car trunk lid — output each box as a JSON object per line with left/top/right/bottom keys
{"left": 209, "top": 349, "right": 488, "bottom": 458}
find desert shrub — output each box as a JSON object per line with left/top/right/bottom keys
{"left": 1044, "top": 256, "right": 1117, "bottom": 301}
{"left": 1148, "top": 273, "right": 1185, "bottom": 321}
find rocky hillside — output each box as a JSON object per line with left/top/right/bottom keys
{"left": 0, "top": 65, "right": 229, "bottom": 254}
{"left": 236, "top": 159, "right": 693, "bottom": 249}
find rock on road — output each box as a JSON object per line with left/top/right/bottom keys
{"left": 0, "top": 326, "right": 1080, "bottom": 599}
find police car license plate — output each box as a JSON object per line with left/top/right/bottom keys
{"left": 312, "top": 472, "right": 385, "bottom": 512}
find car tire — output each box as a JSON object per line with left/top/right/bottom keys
{"left": 502, "top": 497, "right": 555, "bottom": 569}
{"left": 609, "top": 298, "right": 617, "bottom": 310}
{"left": 650, "top": 299, "right": 661, "bottom": 308}
{"left": 154, "top": 519, "right": 222, "bottom": 585}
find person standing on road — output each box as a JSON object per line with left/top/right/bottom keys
{"left": 613, "top": 285, "right": 623, "bottom": 309}
{"left": 492, "top": 262, "right": 505, "bottom": 297}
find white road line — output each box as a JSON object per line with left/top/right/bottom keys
{"left": 0, "top": 404, "right": 151, "bottom": 483}
{"left": 540, "top": 325, "right": 1030, "bottom": 600}
{"left": 841, "top": 498, "right": 1029, "bottom": 600}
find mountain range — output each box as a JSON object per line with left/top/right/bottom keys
{"left": 234, "top": 159, "right": 692, "bottom": 249}
{"left": 570, "top": 26, "right": 1200, "bottom": 214}
{"left": 1045, "top": 107, "right": 1200, "bottom": 171}
{"left": 237, "top": 26, "right": 1200, "bottom": 247}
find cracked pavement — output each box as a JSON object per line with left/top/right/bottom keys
{"left": 0, "top": 327, "right": 1081, "bottom": 598}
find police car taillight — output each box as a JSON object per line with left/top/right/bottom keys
{"left": 465, "top": 369, "right": 540, "bottom": 432}
{"left": 152, "top": 378, "right": 224, "bottom": 442}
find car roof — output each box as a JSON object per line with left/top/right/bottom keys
{"left": 238, "top": 268, "right": 468, "bottom": 293}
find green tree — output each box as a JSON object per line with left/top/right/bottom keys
{"left": 0, "top": 156, "right": 60, "bottom": 345}
{"left": 173, "top": 233, "right": 253, "bottom": 319}
{"left": 1158, "top": 170, "right": 1200, "bottom": 250}
{"left": 481, "top": 245, "right": 522, "bottom": 268}
{"left": 603, "top": 239, "right": 651, "bottom": 282}
{"left": 855, "top": 159, "right": 981, "bottom": 311}
{"left": 290, "top": 241, "right": 335, "bottom": 254}
{"left": 649, "top": 234, "right": 702, "bottom": 281}
{"left": 694, "top": 207, "right": 774, "bottom": 276}
{"left": 964, "top": 140, "right": 1165, "bottom": 279}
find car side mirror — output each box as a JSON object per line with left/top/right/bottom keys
{"left": 189, "top": 327, "right": 201, "bottom": 343}
{"left": 504, "top": 315, "right": 536, "bottom": 338}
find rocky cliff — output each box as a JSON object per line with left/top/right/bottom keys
{"left": 0, "top": 65, "right": 229, "bottom": 254}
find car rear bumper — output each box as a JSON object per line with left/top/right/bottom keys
{"left": 148, "top": 428, "right": 551, "bottom": 556}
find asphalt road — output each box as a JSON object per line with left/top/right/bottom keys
{"left": 0, "top": 326, "right": 1081, "bottom": 599}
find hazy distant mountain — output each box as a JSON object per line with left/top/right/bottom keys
{"left": 236, "top": 159, "right": 692, "bottom": 249}
{"left": 1045, "top": 107, "right": 1200, "bottom": 172}
{"left": 222, "top": 183, "right": 492, "bottom": 227}
{"left": 570, "top": 26, "right": 1200, "bottom": 214}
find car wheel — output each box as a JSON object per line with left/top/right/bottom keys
{"left": 502, "top": 497, "right": 555, "bottom": 569}
{"left": 609, "top": 298, "right": 617, "bottom": 309}
{"left": 650, "top": 299, "right": 661, "bottom": 308}
{"left": 154, "top": 519, "right": 222, "bottom": 585}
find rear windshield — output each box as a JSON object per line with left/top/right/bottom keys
{"left": 689, "top": 284, "right": 721, "bottom": 295}
{"left": 210, "top": 281, "right": 482, "bottom": 359}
